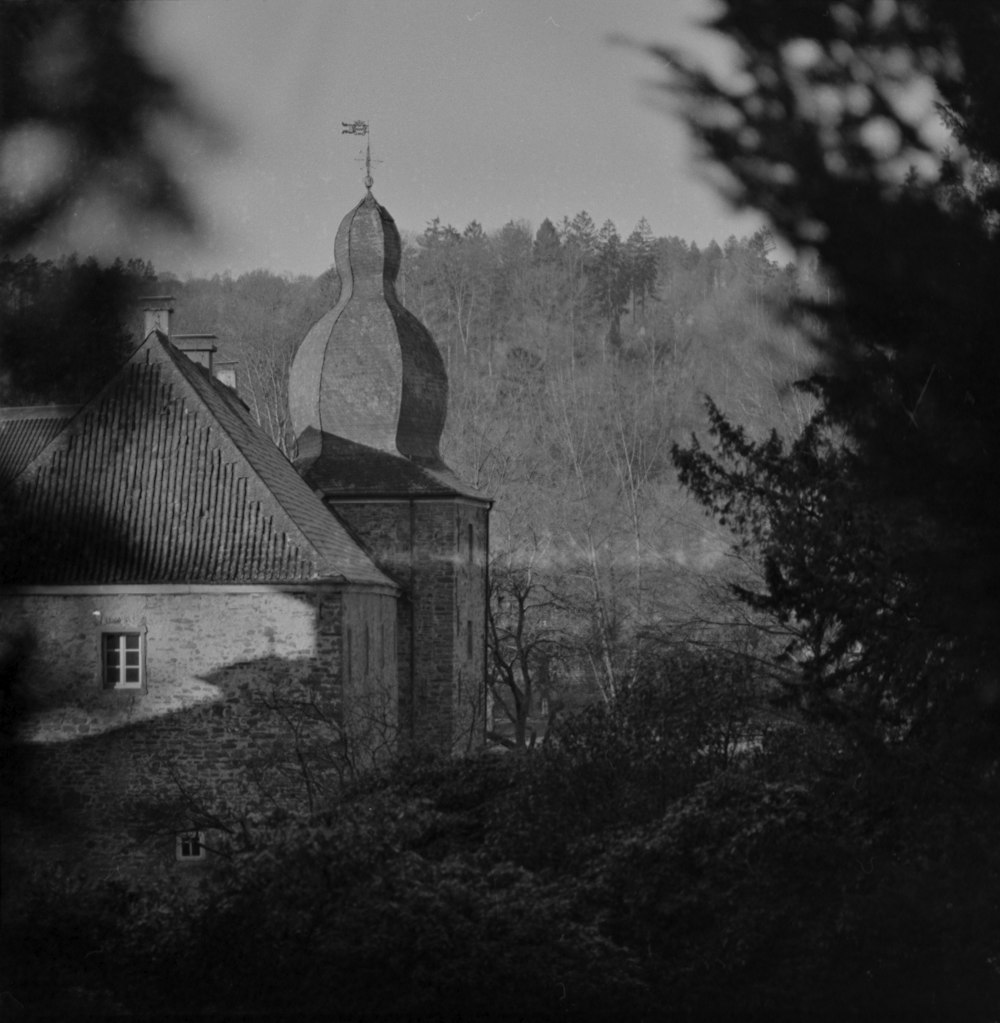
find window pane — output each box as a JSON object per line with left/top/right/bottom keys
{"left": 103, "top": 633, "right": 143, "bottom": 687}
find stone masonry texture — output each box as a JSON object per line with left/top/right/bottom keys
{"left": 332, "top": 499, "right": 488, "bottom": 754}
{"left": 0, "top": 585, "right": 396, "bottom": 877}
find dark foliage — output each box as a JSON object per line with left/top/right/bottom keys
{"left": 662, "top": 1, "right": 1000, "bottom": 761}
{"left": 0, "top": 0, "right": 214, "bottom": 251}
{"left": 7, "top": 652, "right": 1000, "bottom": 1020}
{"left": 0, "top": 253, "right": 153, "bottom": 403}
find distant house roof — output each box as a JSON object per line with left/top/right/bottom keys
{"left": 294, "top": 427, "right": 488, "bottom": 501}
{"left": 1, "top": 332, "right": 394, "bottom": 588}
{"left": 0, "top": 405, "right": 78, "bottom": 489}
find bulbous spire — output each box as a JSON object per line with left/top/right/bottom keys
{"left": 289, "top": 193, "right": 448, "bottom": 464}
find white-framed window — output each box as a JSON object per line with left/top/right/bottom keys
{"left": 102, "top": 630, "right": 145, "bottom": 690}
{"left": 176, "top": 831, "right": 206, "bottom": 862}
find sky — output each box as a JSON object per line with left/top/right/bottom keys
{"left": 94, "top": 0, "right": 764, "bottom": 278}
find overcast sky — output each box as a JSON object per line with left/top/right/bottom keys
{"left": 108, "top": 0, "right": 762, "bottom": 278}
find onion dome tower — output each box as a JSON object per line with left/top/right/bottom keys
{"left": 288, "top": 154, "right": 489, "bottom": 756}
{"left": 288, "top": 191, "right": 448, "bottom": 466}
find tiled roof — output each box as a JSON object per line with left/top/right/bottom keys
{"left": 2, "top": 334, "right": 394, "bottom": 587}
{"left": 0, "top": 406, "right": 78, "bottom": 489}
{"left": 295, "top": 427, "right": 488, "bottom": 501}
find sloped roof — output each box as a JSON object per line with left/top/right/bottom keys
{"left": 0, "top": 405, "right": 78, "bottom": 489}
{"left": 2, "top": 333, "right": 393, "bottom": 587}
{"left": 295, "top": 427, "right": 488, "bottom": 501}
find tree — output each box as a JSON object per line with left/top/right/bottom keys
{"left": 653, "top": 1, "right": 1000, "bottom": 758}
{"left": 532, "top": 218, "right": 561, "bottom": 265}
{"left": 624, "top": 217, "right": 658, "bottom": 321}
{"left": 590, "top": 219, "right": 631, "bottom": 353}
{"left": 0, "top": 1, "right": 213, "bottom": 252}
{"left": 559, "top": 211, "right": 600, "bottom": 357}
{"left": 486, "top": 548, "right": 562, "bottom": 750}
{"left": 0, "top": 254, "right": 155, "bottom": 403}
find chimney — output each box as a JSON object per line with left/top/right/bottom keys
{"left": 173, "top": 334, "right": 218, "bottom": 375}
{"left": 141, "top": 296, "right": 174, "bottom": 339}
{"left": 214, "top": 360, "right": 238, "bottom": 391}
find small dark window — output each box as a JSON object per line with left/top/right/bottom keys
{"left": 364, "top": 624, "right": 370, "bottom": 675}
{"left": 466, "top": 619, "right": 473, "bottom": 659}
{"left": 346, "top": 627, "right": 353, "bottom": 682}
{"left": 177, "top": 832, "right": 205, "bottom": 861}
{"left": 467, "top": 523, "right": 474, "bottom": 566}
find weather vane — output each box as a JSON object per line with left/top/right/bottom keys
{"left": 341, "top": 119, "right": 380, "bottom": 191}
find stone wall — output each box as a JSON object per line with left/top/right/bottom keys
{"left": 452, "top": 503, "right": 489, "bottom": 754}
{"left": 332, "top": 498, "right": 488, "bottom": 754}
{"left": 0, "top": 583, "right": 396, "bottom": 878}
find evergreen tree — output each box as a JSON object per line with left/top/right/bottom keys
{"left": 659, "top": 0, "right": 1000, "bottom": 759}
{"left": 590, "top": 219, "right": 630, "bottom": 351}
{"left": 0, "top": 254, "right": 152, "bottom": 403}
{"left": 0, "top": 1, "right": 209, "bottom": 251}
{"left": 625, "top": 217, "right": 658, "bottom": 320}
{"left": 532, "top": 218, "right": 562, "bottom": 265}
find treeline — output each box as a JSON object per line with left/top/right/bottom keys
{"left": 403, "top": 212, "right": 797, "bottom": 379}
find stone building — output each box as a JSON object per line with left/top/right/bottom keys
{"left": 0, "top": 186, "right": 489, "bottom": 876}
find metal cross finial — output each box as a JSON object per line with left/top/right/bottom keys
{"left": 341, "top": 119, "right": 381, "bottom": 192}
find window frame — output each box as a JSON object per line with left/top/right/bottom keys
{"left": 98, "top": 626, "right": 147, "bottom": 692}
{"left": 176, "top": 831, "right": 207, "bottom": 862}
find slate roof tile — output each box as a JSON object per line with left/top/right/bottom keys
{"left": 2, "top": 334, "right": 393, "bottom": 588}
{"left": 0, "top": 406, "right": 78, "bottom": 489}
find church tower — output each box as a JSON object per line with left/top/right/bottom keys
{"left": 288, "top": 185, "right": 490, "bottom": 755}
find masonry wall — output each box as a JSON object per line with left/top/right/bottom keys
{"left": 341, "top": 589, "right": 399, "bottom": 769}
{"left": 452, "top": 503, "right": 489, "bottom": 754}
{"left": 332, "top": 498, "right": 488, "bottom": 755}
{"left": 0, "top": 584, "right": 396, "bottom": 881}
{"left": 329, "top": 501, "right": 415, "bottom": 737}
